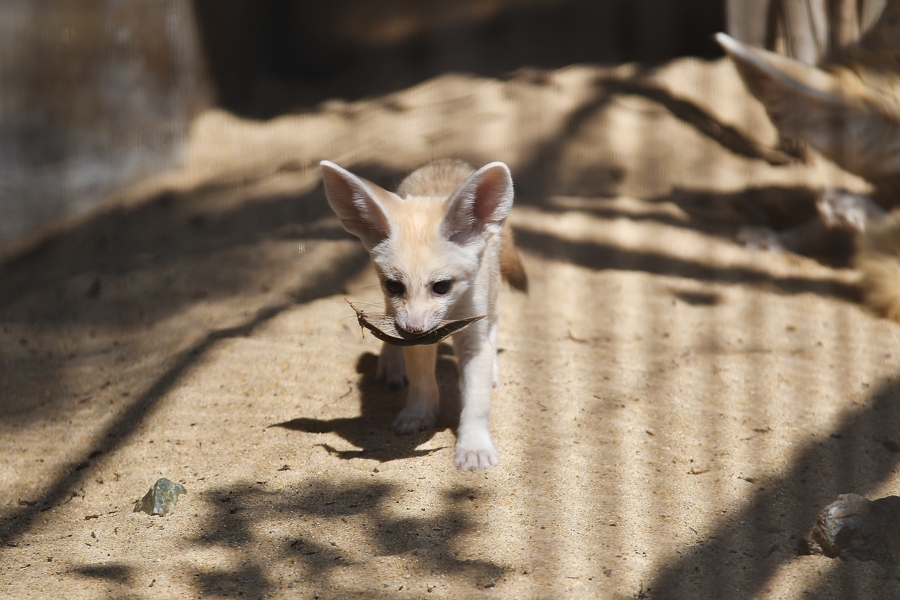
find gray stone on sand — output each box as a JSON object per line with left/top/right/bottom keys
{"left": 801, "top": 493, "right": 900, "bottom": 564}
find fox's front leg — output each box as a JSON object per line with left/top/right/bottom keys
{"left": 454, "top": 324, "right": 499, "bottom": 470}
{"left": 392, "top": 344, "right": 439, "bottom": 434}
{"left": 377, "top": 342, "right": 407, "bottom": 389}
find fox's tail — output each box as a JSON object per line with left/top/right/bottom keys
{"left": 857, "top": 210, "right": 900, "bottom": 322}
{"left": 500, "top": 225, "right": 528, "bottom": 293}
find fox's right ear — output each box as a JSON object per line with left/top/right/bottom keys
{"left": 715, "top": 33, "right": 844, "bottom": 140}
{"left": 320, "top": 161, "right": 396, "bottom": 250}
{"left": 442, "top": 162, "right": 514, "bottom": 246}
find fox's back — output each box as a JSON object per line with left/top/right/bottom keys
{"left": 397, "top": 159, "right": 475, "bottom": 200}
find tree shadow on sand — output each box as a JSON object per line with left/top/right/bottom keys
{"left": 513, "top": 227, "right": 860, "bottom": 302}
{"left": 188, "top": 479, "right": 504, "bottom": 598}
{"left": 630, "top": 376, "right": 900, "bottom": 599}
{"left": 271, "top": 344, "right": 461, "bottom": 463}
{"left": 0, "top": 166, "right": 415, "bottom": 546}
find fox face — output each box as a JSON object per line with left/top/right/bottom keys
{"left": 371, "top": 223, "right": 477, "bottom": 334}
{"left": 321, "top": 159, "right": 514, "bottom": 334}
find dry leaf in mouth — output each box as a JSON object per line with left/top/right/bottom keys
{"left": 345, "top": 299, "right": 485, "bottom": 346}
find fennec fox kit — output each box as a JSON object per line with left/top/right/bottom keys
{"left": 716, "top": 0, "right": 900, "bottom": 322}
{"left": 320, "top": 159, "right": 527, "bottom": 470}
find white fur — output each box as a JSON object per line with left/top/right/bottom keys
{"left": 321, "top": 159, "right": 514, "bottom": 471}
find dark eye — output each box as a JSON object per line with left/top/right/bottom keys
{"left": 384, "top": 279, "right": 405, "bottom": 295}
{"left": 432, "top": 280, "right": 452, "bottom": 295}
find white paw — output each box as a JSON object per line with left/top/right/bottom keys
{"left": 376, "top": 345, "right": 407, "bottom": 389}
{"left": 737, "top": 226, "right": 785, "bottom": 252}
{"left": 391, "top": 407, "right": 437, "bottom": 435}
{"left": 454, "top": 426, "right": 499, "bottom": 470}
{"left": 454, "top": 446, "right": 499, "bottom": 471}
{"left": 817, "top": 189, "right": 879, "bottom": 232}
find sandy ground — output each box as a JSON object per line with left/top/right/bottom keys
{"left": 3, "top": 57, "right": 900, "bottom": 599}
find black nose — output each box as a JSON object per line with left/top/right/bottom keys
{"left": 397, "top": 323, "right": 428, "bottom": 336}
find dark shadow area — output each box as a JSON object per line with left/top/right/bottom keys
{"left": 0, "top": 163, "right": 406, "bottom": 310}
{"left": 657, "top": 186, "right": 820, "bottom": 229}
{"left": 72, "top": 563, "right": 132, "bottom": 582}
{"left": 663, "top": 188, "right": 859, "bottom": 268}
{"left": 509, "top": 68, "right": 802, "bottom": 206}
{"left": 0, "top": 187, "right": 333, "bottom": 310}
{"left": 512, "top": 72, "right": 622, "bottom": 204}
{"left": 595, "top": 77, "right": 800, "bottom": 165}
{"left": 504, "top": 64, "right": 805, "bottom": 209}
{"left": 646, "top": 376, "right": 900, "bottom": 599}
{"left": 519, "top": 185, "right": 827, "bottom": 239}
{"left": 499, "top": 65, "right": 855, "bottom": 270}
{"left": 658, "top": 186, "right": 857, "bottom": 267}
{"left": 187, "top": 479, "right": 504, "bottom": 597}
{"left": 671, "top": 290, "right": 722, "bottom": 306}
{"left": 502, "top": 69, "right": 840, "bottom": 263}
{"left": 513, "top": 228, "right": 860, "bottom": 301}
{"left": 0, "top": 167, "right": 421, "bottom": 545}
{"left": 0, "top": 166, "right": 430, "bottom": 558}
{"left": 191, "top": 0, "right": 725, "bottom": 117}
{"left": 272, "top": 345, "right": 460, "bottom": 462}
{"left": 0, "top": 245, "right": 370, "bottom": 547}
{"left": 0, "top": 163, "right": 409, "bottom": 423}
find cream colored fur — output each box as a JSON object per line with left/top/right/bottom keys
{"left": 718, "top": 2, "right": 900, "bottom": 323}
{"left": 858, "top": 209, "right": 900, "bottom": 322}
{"left": 320, "top": 158, "right": 525, "bottom": 470}
{"left": 716, "top": 8, "right": 900, "bottom": 182}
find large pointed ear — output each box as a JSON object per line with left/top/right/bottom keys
{"left": 715, "top": 32, "right": 846, "bottom": 136}
{"left": 714, "top": 32, "right": 891, "bottom": 175}
{"left": 715, "top": 33, "right": 841, "bottom": 107}
{"left": 441, "top": 162, "right": 514, "bottom": 245}
{"left": 320, "top": 161, "right": 397, "bottom": 250}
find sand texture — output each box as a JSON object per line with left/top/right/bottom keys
{"left": 3, "top": 57, "right": 900, "bottom": 599}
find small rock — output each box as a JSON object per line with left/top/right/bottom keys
{"left": 133, "top": 478, "right": 187, "bottom": 516}
{"left": 799, "top": 493, "right": 900, "bottom": 564}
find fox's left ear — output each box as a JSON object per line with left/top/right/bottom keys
{"left": 320, "top": 161, "right": 398, "bottom": 250}
{"left": 442, "top": 162, "right": 514, "bottom": 245}
{"left": 716, "top": 32, "right": 900, "bottom": 178}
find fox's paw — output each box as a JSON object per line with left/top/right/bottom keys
{"left": 817, "top": 189, "right": 880, "bottom": 232}
{"left": 454, "top": 428, "right": 499, "bottom": 470}
{"left": 738, "top": 226, "right": 785, "bottom": 252}
{"left": 377, "top": 344, "right": 407, "bottom": 390}
{"left": 391, "top": 407, "right": 437, "bottom": 435}
{"left": 454, "top": 446, "right": 499, "bottom": 471}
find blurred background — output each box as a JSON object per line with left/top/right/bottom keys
{"left": 191, "top": 0, "right": 886, "bottom": 116}
{"left": 2, "top": 0, "right": 885, "bottom": 252}
{"left": 0, "top": 0, "right": 852, "bottom": 251}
